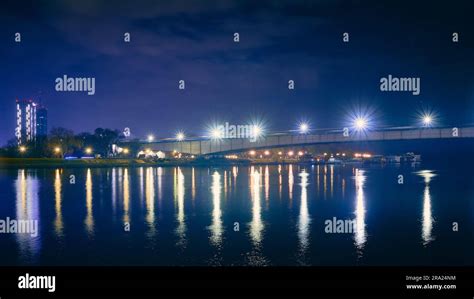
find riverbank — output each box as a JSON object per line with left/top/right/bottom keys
{"left": 0, "top": 157, "right": 253, "bottom": 168}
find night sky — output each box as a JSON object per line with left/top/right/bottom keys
{"left": 1, "top": 0, "right": 474, "bottom": 145}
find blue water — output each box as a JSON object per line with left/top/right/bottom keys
{"left": 0, "top": 163, "right": 473, "bottom": 266}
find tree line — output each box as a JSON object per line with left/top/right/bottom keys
{"left": 0, "top": 127, "right": 140, "bottom": 158}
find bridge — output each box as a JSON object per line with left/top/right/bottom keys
{"left": 132, "top": 126, "right": 474, "bottom": 155}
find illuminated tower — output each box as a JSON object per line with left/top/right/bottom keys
{"left": 15, "top": 99, "right": 39, "bottom": 145}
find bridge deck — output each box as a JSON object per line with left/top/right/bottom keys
{"left": 136, "top": 127, "right": 474, "bottom": 155}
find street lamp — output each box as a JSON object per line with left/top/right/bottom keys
{"left": 85, "top": 147, "right": 93, "bottom": 155}
{"left": 422, "top": 115, "right": 433, "bottom": 127}
{"left": 176, "top": 132, "right": 185, "bottom": 141}
{"left": 19, "top": 146, "right": 26, "bottom": 153}
{"left": 210, "top": 128, "right": 222, "bottom": 140}
{"left": 299, "top": 122, "right": 309, "bottom": 134}
{"left": 354, "top": 117, "right": 368, "bottom": 131}
{"left": 147, "top": 135, "right": 154, "bottom": 142}
{"left": 123, "top": 148, "right": 129, "bottom": 154}
{"left": 252, "top": 125, "right": 263, "bottom": 139}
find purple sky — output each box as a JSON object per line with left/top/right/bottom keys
{"left": 1, "top": 0, "right": 474, "bottom": 145}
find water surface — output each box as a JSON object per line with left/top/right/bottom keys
{"left": 0, "top": 163, "right": 472, "bottom": 266}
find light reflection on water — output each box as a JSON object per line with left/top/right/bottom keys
{"left": 297, "top": 170, "right": 310, "bottom": 264}
{"left": 123, "top": 168, "right": 130, "bottom": 225}
{"left": 249, "top": 168, "right": 264, "bottom": 246}
{"left": 174, "top": 167, "right": 186, "bottom": 248}
{"left": 209, "top": 171, "right": 223, "bottom": 247}
{"left": 85, "top": 168, "right": 94, "bottom": 236}
{"left": 416, "top": 170, "right": 436, "bottom": 246}
{"left": 3, "top": 164, "right": 469, "bottom": 266}
{"left": 288, "top": 164, "right": 294, "bottom": 202}
{"left": 54, "top": 169, "right": 63, "bottom": 237}
{"left": 145, "top": 167, "right": 155, "bottom": 239}
{"left": 15, "top": 169, "right": 41, "bottom": 263}
{"left": 354, "top": 169, "right": 367, "bottom": 254}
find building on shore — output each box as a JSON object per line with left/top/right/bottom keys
{"left": 15, "top": 99, "right": 48, "bottom": 145}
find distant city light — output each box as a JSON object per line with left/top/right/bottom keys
{"left": 147, "top": 135, "right": 154, "bottom": 142}
{"left": 298, "top": 151, "right": 304, "bottom": 156}
{"left": 19, "top": 146, "right": 26, "bottom": 153}
{"left": 249, "top": 150, "right": 256, "bottom": 156}
{"left": 288, "top": 151, "right": 294, "bottom": 156}
{"left": 176, "top": 132, "right": 185, "bottom": 141}
{"left": 264, "top": 150, "right": 270, "bottom": 156}
{"left": 354, "top": 153, "right": 372, "bottom": 158}
{"left": 299, "top": 122, "right": 309, "bottom": 134}
{"left": 54, "top": 147, "right": 61, "bottom": 153}
{"left": 278, "top": 151, "right": 283, "bottom": 155}
{"left": 85, "top": 147, "right": 93, "bottom": 154}
{"left": 354, "top": 117, "right": 368, "bottom": 131}
{"left": 123, "top": 148, "right": 129, "bottom": 154}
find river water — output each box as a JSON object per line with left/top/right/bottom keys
{"left": 0, "top": 163, "right": 472, "bottom": 266}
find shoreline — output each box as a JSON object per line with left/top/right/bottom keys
{"left": 0, "top": 158, "right": 249, "bottom": 168}
{"left": 0, "top": 157, "right": 342, "bottom": 169}
{"left": 5, "top": 157, "right": 458, "bottom": 169}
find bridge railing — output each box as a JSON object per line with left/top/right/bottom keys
{"left": 130, "top": 126, "right": 474, "bottom": 155}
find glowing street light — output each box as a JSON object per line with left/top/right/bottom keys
{"left": 264, "top": 150, "right": 270, "bottom": 156}
{"left": 299, "top": 122, "right": 309, "bottom": 134}
{"left": 354, "top": 117, "right": 368, "bottom": 131}
{"left": 123, "top": 148, "right": 129, "bottom": 154}
{"left": 288, "top": 151, "right": 294, "bottom": 156}
{"left": 422, "top": 114, "right": 433, "bottom": 127}
{"left": 85, "top": 147, "right": 93, "bottom": 155}
{"left": 417, "top": 108, "right": 436, "bottom": 127}
{"left": 176, "top": 132, "right": 185, "bottom": 141}
{"left": 54, "top": 147, "right": 61, "bottom": 153}
{"left": 19, "top": 146, "right": 26, "bottom": 153}
{"left": 147, "top": 135, "right": 154, "bottom": 142}
{"left": 249, "top": 150, "right": 256, "bottom": 156}
{"left": 210, "top": 127, "right": 222, "bottom": 140}
{"left": 252, "top": 125, "right": 263, "bottom": 139}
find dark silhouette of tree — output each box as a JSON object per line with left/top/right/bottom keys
{"left": 1, "top": 127, "right": 122, "bottom": 158}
